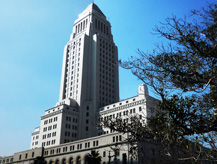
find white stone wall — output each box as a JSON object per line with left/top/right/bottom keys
{"left": 37, "top": 99, "right": 79, "bottom": 148}
{"left": 98, "top": 84, "right": 158, "bottom": 135}
{"left": 30, "top": 127, "right": 40, "bottom": 149}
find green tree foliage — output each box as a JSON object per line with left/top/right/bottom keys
{"left": 33, "top": 156, "right": 46, "bottom": 164}
{"left": 86, "top": 150, "right": 102, "bottom": 164}
{"left": 102, "top": 3, "right": 217, "bottom": 163}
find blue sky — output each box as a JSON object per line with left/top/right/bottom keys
{"left": 0, "top": 0, "right": 214, "bottom": 156}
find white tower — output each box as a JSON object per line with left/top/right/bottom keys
{"left": 59, "top": 3, "right": 119, "bottom": 139}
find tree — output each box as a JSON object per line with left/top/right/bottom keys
{"left": 33, "top": 156, "right": 46, "bottom": 164}
{"left": 86, "top": 150, "right": 102, "bottom": 164}
{"left": 102, "top": 3, "right": 217, "bottom": 163}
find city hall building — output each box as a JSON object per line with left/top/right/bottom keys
{"left": 0, "top": 3, "right": 158, "bottom": 164}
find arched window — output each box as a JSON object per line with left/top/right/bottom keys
{"left": 62, "top": 158, "right": 67, "bottom": 164}
{"left": 68, "top": 157, "right": 74, "bottom": 164}
{"left": 49, "top": 160, "right": 53, "bottom": 164}
{"left": 84, "top": 155, "right": 88, "bottom": 164}
{"left": 55, "top": 159, "right": 59, "bottom": 164}
{"left": 76, "top": 156, "right": 81, "bottom": 164}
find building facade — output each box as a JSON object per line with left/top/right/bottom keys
{"left": 58, "top": 2, "right": 119, "bottom": 140}
{"left": 0, "top": 3, "right": 159, "bottom": 164}
{"left": 29, "top": 3, "right": 120, "bottom": 150}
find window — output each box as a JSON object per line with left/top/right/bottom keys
{"left": 52, "top": 132, "right": 56, "bottom": 137}
{"left": 54, "top": 117, "right": 58, "bottom": 122}
{"left": 44, "top": 120, "right": 48, "bottom": 125}
{"left": 47, "top": 133, "right": 51, "bottom": 138}
{"left": 48, "top": 126, "right": 52, "bottom": 131}
{"left": 133, "top": 108, "right": 136, "bottom": 113}
{"left": 139, "top": 107, "right": 142, "bottom": 111}
{"left": 63, "top": 147, "right": 68, "bottom": 152}
{"left": 119, "top": 135, "right": 122, "bottom": 141}
{"left": 116, "top": 136, "right": 119, "bottom": 142}
{"left": 86, "top": 127, "right": 88, "bottom": 131}
{"left": 95, "top": 18, "right": 97, "bottom": 28}
{"left": 43, "top": 127, "right": 47, "bottom": 132}
{"left": 103, "top": 151, "right": 106, "bottom": 157}
{"left": 98, "top": 20, "right": 100, "bottom": 30}
{"left": 70, "top": 146, "right": 73, "bottom": 151}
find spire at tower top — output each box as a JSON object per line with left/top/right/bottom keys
{"left": 79, "top": 3, "right": 105, "bottom": 18}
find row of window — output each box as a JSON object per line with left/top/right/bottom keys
{"left": 75, "top": 18, "right": 88, "bottom": 34}
{"left": 95, "top": 18, "right": 109, "bottom": 35}
{"left": 65, "top": 123, "right": 77, "bottom": 130}
{"left": 44, "top": 117, "right": 58, "bottom": 125}
{"left": 0, "top": 158, "right": 13, "bottom": 164}
{"left": 105, "top": 98, "right": 139, "bottom": 110}
{"left": 31, "top": 141, "right": 38, "bottom": 146}
{"left": 42, "top": 140, "right": 56, "bottom": 146}
{"left": 113, "top": 135, "right": 122, "bottom": 142}
{"left": 43, "top": 124, "right": 57, "bottom": 132}
{"left": 32, "top": 135, "right": 39, "bottom": 140}
{"left": 42, "top": 132, "right": 56, "bottom": 139}
{"left": 101, "top": 107, "right": 142, "bottom": 121}
{"left": 18, "top": 152, "right": 34, "bottom": 160}
{"left": 99, "top": 40, "right": 114, "bottom": 50}
{"left": 65, "top": 42, "right": 81, "bottom": 99}
{"left": 66, "top": 116, "right": 78, "bottom": 123}
{"left": 65, "top": 131, "right": 77, "bottom": 138}
{"left": 44, "top": 139, "right": 100, "bottom": 157}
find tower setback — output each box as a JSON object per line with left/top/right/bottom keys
{"left": 31, "top": 3, "right": 120, "bottom": 148}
